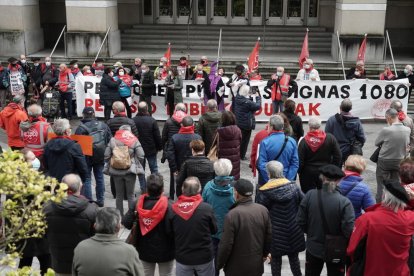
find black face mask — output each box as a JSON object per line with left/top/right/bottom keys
{"left": 236, "top": 71, "right": 242, "bottom": 76}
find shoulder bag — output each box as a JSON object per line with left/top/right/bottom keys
{"left": 207, "top": 133, "right": 219, "bottom": 161}
{"left": 369, "top": 146, "right": 381, "bottom": 163}
{"left": 274, "top": 135, "right": 289, "bottom": 161}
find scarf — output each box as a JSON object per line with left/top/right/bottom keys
{"left": 172, "top": 111, "right": 187, "bottom": 124}
{"left": 114, "top": 129, "right": 138, "bottom": 147}
{"left": 178, "top": 125, "right": 195, "bottom": 134}
{"left": 119, "top": 74, "right": 132, "bottom": 86}
{"left": 114, "top": 112, "right": 127, "bottom": 117}
{"left": 344, "top": 170, "right": 361, "bottom": 178}
{"left": 195, "top": 73, "right": 204, "bottom": 79}
{"left": 71, "top": 67, "right": 80, "bottom": 75}
{"left": 8, "top": 64, "right": 21, "bottom": 72}
{"left": 137, "top": 195, "right": 169, "bottom": 236}
{"left": 304, "top": 130, "right": 326, "bottom": 152}
{"left": 398, "top": 111, "right": 406, "bottom": 122}
{"left": 172, "top": 194, "right": 203, "bottom": 220}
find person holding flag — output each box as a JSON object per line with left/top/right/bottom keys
{"left": 347, "top": 35, "right": 367, "bottom": 79}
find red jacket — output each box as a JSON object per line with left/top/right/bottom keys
{"left": 0, "top": 103, "right": 28, "bottom": 147}
{"left": 347, "top": 204, "right": 414, "bottom": 276}
{"left": 249, "top": 128, "right": 269, "bottom": 177}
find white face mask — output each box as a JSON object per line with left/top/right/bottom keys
{"left": 97, "top": 63, "right": 103, "bottom": 68}
{"left": 142, "top": 69, "right": 147, "bottom": 74}
{"left": 21, "top": 59, "right": 26, "bottom": 64}
{"left": 86, "top": 70, "right": 91, "bottom": 73}
{"left": 197, "top": 70, "right": 203, "bottom": 74}
{"left": 73, "top": 64, "right": 78, "bottom": 69}
{"left": 355, "top": 71, "right": 360, "bottom": 76}
{"left": 168, "top": 71, "right": 172, "bottom": 75}
{"left": 119, "top": 71, "right": 125, "bottom": 76}
{"left": 34, "top": 63, "right": 39, "bottom": 66}
{"left": 31, "top": 158, "right": 41, "bottom": 171}
{"left": 276, "top": 71, "right": 283, "bottom": 77}
{"left": 159, "top": 63, "right": 164, "bottom": 66}
{"left": 45, "top": 62, "right": 51, "bottom": 66}
{"left": 304, "top": 64, "right": 310, "bottom": 69}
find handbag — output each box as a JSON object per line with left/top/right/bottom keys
{"left": 207, "top": 133, "right": 219, "bottom": 161}
{"left": 369, "top": 146, "right": 381, "bottom": 163}
{"left": 317, "top": 190, "right": 348, "bottom": 264}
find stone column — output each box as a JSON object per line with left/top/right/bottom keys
{"left": 331, "top": 0, "right": 387, "bottom": 62}
{"left": 0, "top": 0, "right": 44, "bottom": 56}
{"left": 65, "top": 0, "right": 121, "bottom": 57}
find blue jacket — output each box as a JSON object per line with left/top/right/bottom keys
{"left": 114, "top": 77, "right": 131, "bottom": 98}
{"left": 234, "top": 94, "right": 261, "bottom": 130}
{"left": 339, "top": 174, "right": 375, "bottom": 219}
{"left": 202, "top": 176, "right": 235, "bottom": 240}
{"left": 257, "top": 132, "right": 299, "bottom": 183}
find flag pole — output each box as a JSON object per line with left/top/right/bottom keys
{"left": 217, "top": 28, "right": 222, "bottom": 70}
{"left": 386, "top": 30, "right": 397, "bottom": 76}
{"left": 94, "top": 26, "right": 111, "bottom": 62}
{"left": 336, "top": 31, "right": 346, "bottom": 80}
{"left": 50, "top": 25, "right": 66, "bottom": 58}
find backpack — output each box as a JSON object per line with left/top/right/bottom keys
{"left": 78, "top": 121, "right": 107, "bottom": 164}
{"left": 110, "top": 144, "right": 131, "bottom": 170}
{"left": 42, "top": 90, "right": 60, "bottom": 119}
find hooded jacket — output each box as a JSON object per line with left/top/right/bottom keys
{"left": 217, "top": 125, "right": 242, "bottom": 180}
{"left": 0, "top": 103, "right": 28, "bottom": 147}
{"left": 234, "top": 95, "right": 261, "bottom": 130}
{"left": 44, "top": 194, "right": 98, "bottom": 273}
{"left": 132, "top": 112, "right": 162, "bottom": 157}
{"left": 99, "top": 73, "right": 122, "bottom": 104}
{"left": 166, "top": 129, "right": 201, "bottom": 172}
{"left": 197, "top": 111, "right": 221, "bottom": 154}
{"left": 43, "top": 137, "right": 88, "bottom": 182}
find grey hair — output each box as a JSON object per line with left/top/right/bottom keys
{"left": 94, "top": 207, "right": 121, "bottom": 234}
{"left": 207, "top": 99, "right": 218, "bottom": 111}
{"left": 175, "top": 103, "right": 187, "bottom": 112}
{"left": 308, "top": 116, "right": 322, "bottom": 130}
{"left": 238, "top": 84, "right": 251, "bottom": 98}
{"left": 305, "top": 58, "right": 313, "bottom": 65}
{"left": 340, "top": 99, "right": 352, "bottom": 112}
{"left": 119, "top": 125, "right": 131, "bottom": 131}
{"left": 53, "top": 119, "right": 70, "bottom": 136}
{"left": 382, "top": 189, "right": 407, "bottom": 213}
{"left": 27, "top": 104, "right": 42, "bottom": 117}
{"left": 406, "top": 65, "right": 413, "bottom": 72}
{"left": 62, "top": 174, "right": 82, "bottom": 194}
{"left": 214, "top": 158, "right": 233, "bottom": 176}
{"left": 112, "top": 101, "right": 125, "bottom": 113}
{"left": 385, "top": 108, "right": 398, "bottom": 119}
{"left": 182, "top": 177, "right": 201, "bottom": 196}
{"left": 269, "top": 115, "right": 284, "bottom": 131}
{"left": 266, "top": 161, "right": 284, "bottom": 179}
{"left": 390, "top": 100, "right": 403, "bottom": 112}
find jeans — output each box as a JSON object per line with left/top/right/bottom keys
{"left": 141, "top": 260, "right": 174, "bottom": 276}
{"left": 240, "top": 128, "right": 252, "bottom": 159}
{"left": 272, "top": 100, "right": 284, "bottom": 114}
{"left": 139, "top": 154, "right": 159, "bottom": 193}
{"left": 305, "top": 251, "right": 344, "bottom": 276}
{"left": 83, "top": 162, "right": 105, "bottom": 206}
{"left": 375, "top": 158, "right": 401, "bottom": 203}
{"left": 271, "top": 253, "right": 302, "bottom": 276}
{"left": 59, "top": 92, "right": 73, "bottom": 119}
{"left": 19, "top": 254, "right": 51, "bottom": 275}
{"left": 113, "top": 174, "right": 136, "bottom": 216}
{"left": 176, "top": 260, "right": 215, "bottom": 276}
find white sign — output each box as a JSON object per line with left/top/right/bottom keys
{"left": 75, "top": 76, "right": 410, "bottom": 121}
{"left": 9, "top": 70, "right": 25, "bottom": 96}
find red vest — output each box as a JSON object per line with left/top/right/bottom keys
{"left": 22, "top": 121, "right": 49, "bottom": 157}
{"left": 271, "top": 74, "right": 290, "bottom": 101}
{"left": 58, "top": 69, "right": 71, "bottom": 92}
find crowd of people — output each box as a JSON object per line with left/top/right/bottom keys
{"left": 0, "top": 54, "right": 414, "bottom": 276}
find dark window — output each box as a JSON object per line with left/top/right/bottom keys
{"left": 232, "top": 0, "right": 245, "bottom": 17}
{"left": 253, "top": 0, "right": 261, "bottom": 17}
{"left": 269, "top": 0, "right": 283, "bottom": 17}
{"left": 144, "top": 0, "right": 152, "bottom": 16}
{"left": 214, "top": 0, "right": 227, "bottom": 16}
{"left": 159, "top": 0, "right": 172, "bottom": 16}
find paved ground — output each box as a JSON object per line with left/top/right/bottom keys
{"left": 0, "top": 120, "right": 385, "bottom": 275}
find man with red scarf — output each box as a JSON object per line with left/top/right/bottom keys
{"left": 380, "top": 65, "right": 396, "bottom": 80}
{"left": 91, "top": 58, "right": 105, "bottom": 77}
{"left": 0, "top": 95, "right": 28, "bottom": 150}
{"left": 265, "top": 66, "right": 297, "bottom": 114}
{"left": 3, "top": 57, "right": 27, "bottom": 98}
{"left": 390, "top": 100, "right": 414, "bottom": 152}
{"left": 177, "top": 56, "right": 192, "bottom": 80}
{"left": 170, "top": 177, "right": 217, "bottom": 276}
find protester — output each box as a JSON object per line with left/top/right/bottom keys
{"left": 346, "top": 60, "right": 366, "bottom": 79}
{"left": 397, "top": 64, "right": 414, "bottom": 89}
{"left": 161, "top": 103, "right": 187, "bottom": 198}
{"left": 209, "top": 63, "right": 226, "bottom": 111}
{"left": 0, "top": 61, "right": 8, "bottom": 110}
{"left": 21, "top": 149, "right": 41, "bottom": 171}
{"left": 256, "top": 161, "right": 305, "bottom": 276}
{"left": 131, "top": 57, "right": 142, "bottom": 80}
{"left": 45, "top": 174, "right": 98, "bottom": 275}
{"left": 197, "top": 99, "right": 221, "bottom": 154}
{"left": 139, "top": 63, "right": 156, "bottom": 114}
{"left": 164, "top": 67, "right": 183, "bottom": 116}
{"left": 56, "top": 63, "right": 75, "bottom": 120}
{"left": 280, "top": 112, "right": 294, "bottom": 137}
{"left": 296, "top": 58, "right": 320, "bottom": 81}
{"left": 82, "top": 65, "right": 94, "bottom": 76}
{"left": 122, "top": 174, "right": 174, "bottom": 276}
{"left": 99, "top": 68, "right": 122, "bottom": 121}
{"left": 234, "top": 84, "right": 261, "bottom": 160}
{"left": 375, "top": 108, "right": 410, "bottom": 202}
{"left": 379, "top": 65, "right": 396, "bottom": 80}
{"left": 249, "top": 125, "right": 270, "bottom": 182}
{"left": 202, "top": 158, "right": 234, "bottom": 276}
{"left": 41, "top": 56, "right": 58, "bottom": 88}
{"left": 176, "top": 140, "right": 215, "bottom": 196}
{"left": 401, "top": 158, "right": 414, "bottom": 207}
{"left": 91, "top": 58, "right": 105, "bottom": 77}
{"left": 282, "top": 99, "right": 304, "bottom": 142}
{"left": 257, "top": 115, "right": 299, "bottom": 185}
{"left": 43, "top": 118, "right": 88, "bottom": 182}
{"left": 325, "top": 98, "right": 366, "bottom": 164}
{"left": 106, "top": 101, "right": 138, "bottom": 136}
{"left": 339, "top": 155, "right": 375, "bottom": 218}
{"left": 347, "top": 180, "right": 414, "bottom": 276}
{"left": 105, "top": 125, "right": 145, "bottom": 216}
{"left": 166, "top": 116, "right": 201, "bottom": 198}
{"left": 226, "top": 64, "right": 249, "bottom": 108}
{"left": 266, "top": 66, "right": 297, "bottom": 114}
{"left": 115, "top": 67, "right": 133, "bottom": 118}
{"left": 297, "top": 165, "right": 355, "bottom": 276}
{"left": 75, "top": 107, "right": 112, "bottom": 206}
{"left": 29, "top": 57, "right": 42, "bottom": 101}
{"left": 113, "top": 61, "right": 123, "bottom": 75}
{"left": 217, "top": 179, "right": 272, "bottom": 276}
{"left": 199, "top": 55, "right": 211, "bottom": 74}
{"left": 154, "top": 57, "right": 168, "bottom": 80}
{"left": 217, "top": 111, "right": 242, "bottom": 180}
{"left": 0, "top": 95, "right": 28, "bottom": 150}
{"left": 390, "top": 99, "right": 414, "bottom": 150}
{"left": 73, "top": 207, "right": 144, "bottom": 276}
{"left": 69, "top": 60, "right": 82, "bottom": 117}
{"left": 170, "top": 177, "right": 217, "bottom": 276}
{"left": 177, "top": 56, "right": 192, "bottom": 80}
{"left": 192, "top": 63, "right": 211, "bottom": 105}
{"left": 298, "top": 116, "right": 341, "bottom": 192}
{"left": 18, "top": 54, "right": 31, "bottom": 104}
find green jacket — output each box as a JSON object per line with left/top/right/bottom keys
{"left": 165, "top": 75, "right": 183, "bottom": 105}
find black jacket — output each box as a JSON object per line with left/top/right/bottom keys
{"left": 43, "top": 137, "right": 88, "bottom": 182}
{"left": 176, "top": 155, "right": 215, "bottom": 196}
{"left": 197, "top": 111, "right": 221, "bottom": 154}
{"left": 107, "top": 115, "right": 139, "bottom": 137}
{"left": 122, "top": 196, "right": 175, "bottom": 263}
{"left": 234, "top": 95, "right": 261, "bottom": 130}
{"left": 192, "top": 71, "right": 211, "bottom": 98}
{"left": 346, "top": 67, "right": 366, "bottom": 79}
{"left": 44, "top": 195, "right": 98, "bottom": 273}
{"left": 140, "top": 71, "right": 156, "bottom": 97}
{"left": 133, "top": 112, "right": 162, "bottom": 157}
{"left": 169, "top": 202, "right": 217, "bottom": 265}
{"left": 166, "top": 132, "right": 202, "bottom": 172}
{"left": 161, "top": 116, "right": 182, "bottom": 162}
{"left": 283, "top": 111, "right": 304, "bottom": 142}
{"left": 30, "top": 64, "right": 43, "bottom": 86}
{"left": 99, "top": 73, "right": 122, "bottom": 103}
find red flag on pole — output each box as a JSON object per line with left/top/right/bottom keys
{"left": 357, "top": 34, "right": 367, "bottom": 63}
{"left": 164, "top": 43, "right": 171, "bottom": 67}
{"left": 299, "top": 29, "right": 309, "bottom": 69}
{"left": 247, "top": 38, "right": 260, "bottom": 74}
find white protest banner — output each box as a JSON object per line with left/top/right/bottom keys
{"left": 76, "top": 76, "right": 410, "bottom": 121}
{"left": 9, "top": 71, "right": 25, "bottom": 95}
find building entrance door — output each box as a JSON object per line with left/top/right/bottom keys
{"left": 267, "top": 0, "right": 304, "bottom": 25}
{"left": 156, "top": 0, "right": 174, "bottom": 23}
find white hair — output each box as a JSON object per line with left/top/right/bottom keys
{"left": 382, "top": 189, "right": 407, "bottom": 213}
{"left": 214, "top": 158, "right": 233, "bottom": 176}
{"left": 175, "top": 103, "right": 186, "bottom": 112}
{"left": 269, "top": 115, "right": 284, "bottom": 131}
{"left": 406, "top": 65, "right": 413, "bottom": 72}
{"left": 27, "top": 104, "right": 42, "bottom": 117}
{"left": 308, "top": 116, "right": 322, "bottom": 130}
{"left": 266, "top": 161, "right": 284, "bottom": 179}
{"left": 238, "top": 84, "right": 251, "bottom": 98}
{"left": 53, "top": 119, "right": 70, "bottom": 136}
{"left": 305, "top": 58, "right": 313, "bottom": 65}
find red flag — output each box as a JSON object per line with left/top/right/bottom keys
{"left": 164, "top": 43, "right": 171, "bottom": 67}
{"left": 299, "top": 30, "right": 309, "bottom": 69}
{"left": 357, "top": 35, "right": 367, "bottom": 63}
{"left": 247, "top": 39, "right": 260, "bottom": 74}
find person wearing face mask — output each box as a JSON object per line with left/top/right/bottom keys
{"left": 69, "top": 60, "right": 83, "bottom": 117}
{"left": 30, "top": 57, "right": 43, "bottom": 101}
{"left": 130, "top": 57, "right": 142, "bottom": 80}
{"left": 40, "top": 56, "right": 58, "bottom": 89}
{"left": 82, "top": 65, "right": 94, "bottom": 76}
{"left": 154, "top": 57, "right": 169, "bottom": 80}
{"left": 138, "top": 63, "right": 155, "bottom": 114}
{"left": 397, "top": 65, "right": 414, "bottom": 92}
{"left": 56, "top": 63, "right": 75, "bottom": 120}
{"left": 99, "top": 68, "right": 122, "bottom": 121}
{"left": 113, "top": 61, "right": 123, "bottom": 75}
{"left": 346, "top": 60, "right": 366, "bottom": 80}
{"left": 265, "top": 66, "right": 297, "bottom": 114}
{"left": 164, "top": 67, "right": 183, "bottom": 116}
{"left": 296, "top": 58, "right": 320, "bottom": 81}
{"left": 177, "top": 56, "right": 193, "bottom": 80}
{"left": 0, "top": 95, "right": 28, "bottom": 150}
{"left": 195, "top": 55, "right": 211, "bottom": 74}
{"left": 226, "top": 64, "right": 250, "bottom": 112}
{"left": 3, "top": 57, "right": 27, "bottom": 99}
{"left": 209, "top": 62, "right": 226, "bottom": 111}
{"left": 114, "top": 67, "right": 133, "bottom": 118}
{"left": 380, "top": 65, "right": 396, "bottom": 81}
{"left": 192, "top": 64, "right": 211, "bottom": 105}
{"left": 92, "top": 58, "right": 105, "bottom": 77}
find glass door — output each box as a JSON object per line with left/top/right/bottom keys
{"left": 211, "top": 0, "right": 228, "bottom": 24}
{"left": 251, "top": 0, "right": 263, "bottom": 25}
{"left": 266, "top": 0, "right": 303, "bottom": 25}
{"left": 286, "top": 0, "right": 303, "bottom": 25}
{"left": 307, "top": 0, "right": 319, "bottom": 26}
{"left": 157, "top": 0, "right": 174, "bottom": 23}
{"left": 176, "top": 0, "right": 191, "bottom": 24}
{"left": 267, "top": 0, "right": 284, "bottom": 25}
{"left": 196, "top": 0, "right": 207, "bottom": 24}
{"left": 230, "top": 0, "right": 248, "bottom": 24}
{"left": 143, "top": 0, "right": 154, "bottom": 24}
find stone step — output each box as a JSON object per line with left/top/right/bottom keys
{"left": 121, "top": 45, "right": 332, "bottom": 52}
{"left": 131, "top": 24, "right": 327, "bottom": 31}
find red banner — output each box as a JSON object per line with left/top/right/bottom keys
{"left": 299, "top": 31, "right": 309, "bottom": 69}
{"left": 357, "top": 35, "right": 367, "bottom": 63}
{"left": 247, "top": 40, "right": 260, "bottom": 73}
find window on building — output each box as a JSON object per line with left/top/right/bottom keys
{"left": 178, "top": 0, "right": 191, "bottom": 17}
{"left": 253, "top": 0, "right": 261, "bottom": 17}
{"left": 159, "top": 0, "right": 172, "bottom": 16}
{"left": 309, "top": 0, "right": 318, "bottom": 17}
{"left": 269, "top": 0, "right": 283, "bottom": 17}
{"left": 214, "top": 0, "right": 227, "bottom": 16}
{"left": 232, "top": 0, "right": 245, "bottom": 17}
{"left": 288, "top": 0, "right": 302, "bottom": 18}
{"left": 143, "top": 0, "right": 152, "bottom": 16}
